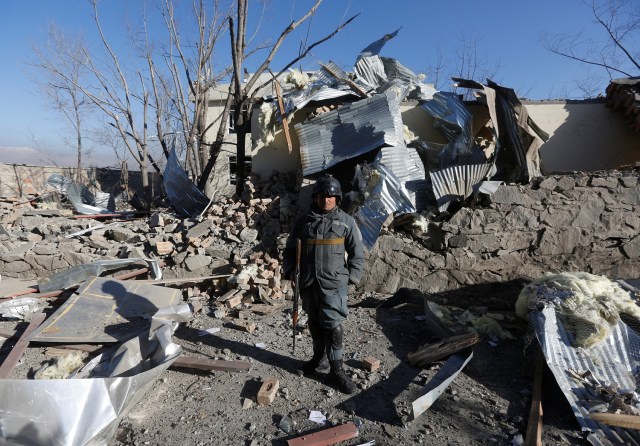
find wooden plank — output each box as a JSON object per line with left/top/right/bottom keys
{"left": 407, "top": 332, "right": 480, "bottom": 367}
{"left": 590, "top": 413, "right": 640, "bottom": 430}
{"left": 274, "top": 80, "right": 293, "bottom": 153}
{"left": 0, "top": 313, "right": 47, "bottom": 378}
{"left": 172, "top": 356, "right": 251, "bottom": 373}
{"left": 524, "top": 347, "right": 544, "bottom": 446}
{"left": 287, "top": 422, "right": 359, "bottom": 446}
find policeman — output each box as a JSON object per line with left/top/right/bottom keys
{"left": 283, "top": 174, "right": 365, "bottom": 394}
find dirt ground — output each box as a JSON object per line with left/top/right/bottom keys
{"left": 107, "top": 290, "right": 589, "bottom": 446}
{"left": 0, "top": 280, "right": 592, "bottom": 446}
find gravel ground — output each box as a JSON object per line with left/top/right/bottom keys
{"left": 0, "top": 280, "right": 591, "bottom": 446}
{"left": 109, "top": 292, "right": 588, "bottom": 446}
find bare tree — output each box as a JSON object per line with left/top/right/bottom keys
{"left": 424, "top": 34, "right": 501, "bottom": 100}
{"left": 543, "top": 0, "right": 640, "bottom": 97}
{"left": 28, "top": 24, "right": 93, "bottom": 181}
{"left": 30, "top": 0, "right": 356, "bottom": 203}
{"left": 198, "top": 0, "right": 358, "bottom": 194}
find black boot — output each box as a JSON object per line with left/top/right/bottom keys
{"left": 328, "top": 359, "right": 357, "bottom": 394}
{"left": 300, "top": 320, "right": 330, "bottom": 375}
{"left": 300, "top": 352, "right": 330, "bottom": 375}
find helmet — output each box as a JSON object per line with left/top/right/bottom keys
{"left": 312, "top": 175, "right": 342, "bottom": 202}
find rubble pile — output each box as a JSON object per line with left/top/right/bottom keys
{"left": 0, "top": 172, "right": 300, "bottom": 312}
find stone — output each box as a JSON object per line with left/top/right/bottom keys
{"left": 621, "top": 235, "right": 640, "bottom": 259}
{"left": 536, "top": 227, "right": 584, "bottom": 256}
{"left": 184, "top": 254, "right": 212, "bottom": 271}
{"left": 572, "top": 197, "right": 605, "bottom": 228}
{"left": 186, "top": 221, "right": 212, "bottom": 239}
{"left": 620, "top": 176, "right": 638, "bottom": 188}
{"left": 490, "top": 186, "right": 536, "bottom": 206}
{"left": 239, "top": 228, "right": 258, "bottom": 243}
{"left": 555, "top": 176, "right": 575, "bottom": 191}
{"left": 110, "top": 227, "right": 136, "bottom": 243}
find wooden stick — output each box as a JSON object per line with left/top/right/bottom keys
{"left": 274, "top": 80, "right": 293, "bottom": 153}
{"left": 0, "top": 313, "right": 47, "bottom": 378}
{"left": 287, "top": 422, "right": 358, "bottom": 446}
{"left": 407, "top": 332, "right": 480, "bottom": 367}
{"left": 524, "top": 347, "right": 544, "bottom": 446}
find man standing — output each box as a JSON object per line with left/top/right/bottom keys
{"left": 283, "top": 174, "right": 365, "bottom": 394}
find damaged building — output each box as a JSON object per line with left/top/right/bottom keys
{"left": 0, "top": 30, "right": 639, "bottom": 446}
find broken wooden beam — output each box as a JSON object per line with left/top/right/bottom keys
{"left": 0, "top": 313, "right": 47, "bottom": 378}
{"left": 590, "top": 413, "right": 640, "bottom": 430}
{"left": 286, "top": 422, "right": 359, "bottom": 446}
{"left": 407, "top": 332, "right": 480, "bottom": 367}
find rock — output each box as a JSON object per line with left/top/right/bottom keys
{"left": 239, "top": 228, "right": 258, "bottom": 243}
{"left": 184, "top": 254, "right": 212, "bottom": 271}
{"left": 622, "top": 235, "right": 640, "bottom": 258}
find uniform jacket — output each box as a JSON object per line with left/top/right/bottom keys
{"left": 284, "top": 206, "right": 364, "bottom": 291}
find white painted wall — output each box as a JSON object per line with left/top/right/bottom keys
{"left": 525, "top": 100, "right": 639, "bottom": 173}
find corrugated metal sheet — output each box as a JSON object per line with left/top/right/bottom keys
{"left": 375, "top": 145, "right": 427, "bottom": 210}
{"left": 163, "top": 148, "right": 210, "bottom": 217}
{"left": 354, "top": 29, "right": 400, "bottom": 90}
{"left": 48, "top": 174, "right": 115, "bottom": 214}
{"left": 354, "top": 162, "right": 416, "bottom": 250}
{"left": 294, "top": 92, "right": 403, "bottom": 176}
{"left": 429, "top": 163, "right": 493, "bottom": 212}
{"left": 453, "top": 78, "right": 547, "bottom": 182}
{"left": 531, "top": 303, "right": 640, "bottom": 445}
{"left": 281, "top": 85, "right": 357, "bottom": 117}
{"left": 420, "top": 92, "right": 487, "bottom": 168}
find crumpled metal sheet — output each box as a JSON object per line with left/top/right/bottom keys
{"left": 429, "top": 163, "right": 494, "bottom": 212}
{"left": 354, "top": 162, "right": 416, "bottom": 250}
{"left": 163, "top": 148, "right": 211, "bottom": 217}
{"left": 354, "top": 29, "right": 436, "bottom": 102}
{"left": 355, "top": 29, "right": 400, "bottom": 90}
{"left": 280, "top": 84, "right": 358, "bottom": 118}
{"left": 48, "top": 174, "right": 115, "bottom": 215}
{"left": 420, "top": 92, "right": 487, "bottom": 169}
{"left": 411, "top": 348, "right": 473, "bottom": 420}
{"left": 375, "top": 145, "right": 427, "bottom": 211}
{"left": 295, "top": 91, "right": 403, "bottom": 176}
{"left": 0, "top": 304, "right": 192, "bottom": 446}
{"left": 27, "top": 277, "right": 182, "bottom": 344}
{"left": 529, "top": 304, "right": 640, "bottom": 445}
{"left": 453, "top": 78, "right": 548, "bottom": 182}
{"left": 37, "top": 257, "right": 162, "bottom": 293}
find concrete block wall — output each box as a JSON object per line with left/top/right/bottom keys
{"left": 360, "top": 170, "right": 640, "bottom": 294}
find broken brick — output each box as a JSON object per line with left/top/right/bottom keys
{"left": 257, "top": 377, "right": 279, "bottom": 406}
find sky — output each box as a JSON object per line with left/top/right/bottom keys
{"left": 0, "top": 0, "right": 615, "bottom": 168}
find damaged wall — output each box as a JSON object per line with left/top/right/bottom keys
{"left": 0, "top": 164, "right": 158, "bottom": 200}
{"left": 361, "top": 169, "right": 640, "bottom": 294}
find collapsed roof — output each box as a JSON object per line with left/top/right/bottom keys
{"left": 259, "top": 30, "right": 549, "bottom": 249}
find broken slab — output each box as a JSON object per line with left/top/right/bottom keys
{"left": 27, "top": 277, "right": 181, "bottom": 343}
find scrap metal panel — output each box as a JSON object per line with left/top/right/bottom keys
{"left": 163, "top": 148, "right": 210, "bottom": 217}
{"left": 295, "top": 92, "right": 403, "bottom": 176}
{"left": 430, "top": 163, "right": 493, "bottom": 212}
{"left": 27, "top": 277, "right": 182, "bottom": 343}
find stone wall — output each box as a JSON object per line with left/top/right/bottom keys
{"left": 360, "top": 170, "right": 640, "bottom": 294}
